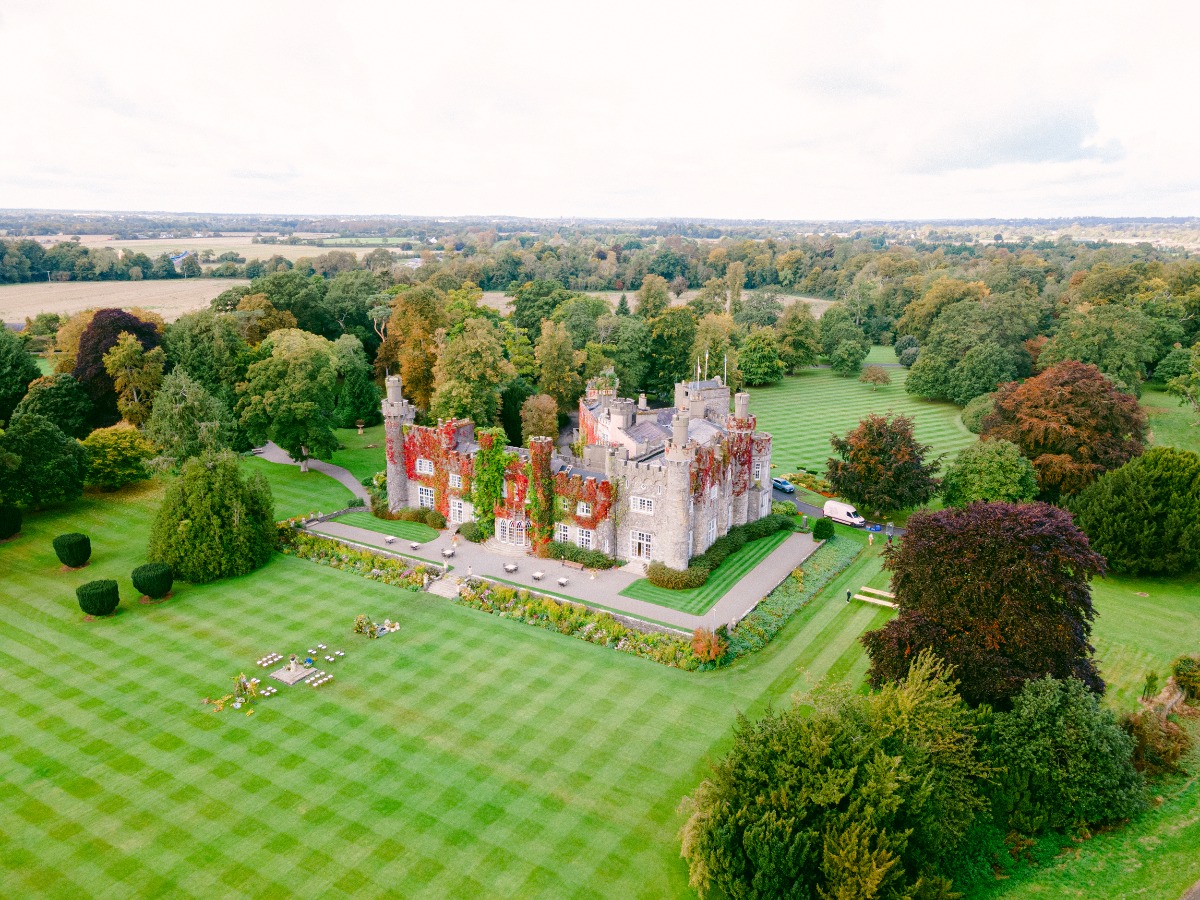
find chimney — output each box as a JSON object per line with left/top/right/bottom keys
{"left": 672, "top": 412, "right": 689, "bottom": 449}
{"left": 638, "top": 393, "right": 648, "bottom": 410}
{"left": 734, "top": 391, "right": 750, "bottom": 420}
{"left": 386, "top": 375, "right": 404, "bottom": 402}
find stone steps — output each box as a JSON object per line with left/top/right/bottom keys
{"left": 481, "top": 539, "right": 529, "bottom": 558}
{"left": 426, "top": 578, "right": 461, "bottom": 599}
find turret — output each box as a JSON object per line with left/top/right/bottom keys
{"left": 734, "top": 391, "right": 750, "bottom": 420}
{"left": 670, "top": 411, "right": 690, "bottom": 452}
{"left": 382, "top": 375, "right": 416, "bottom": 512}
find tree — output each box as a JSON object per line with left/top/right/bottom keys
{"left": 1167, "top": 342, "right": 1200, "bottom": 422}
{"left": 680, "top": 652, "right": 989, "bottom": 899}
{"left": 72, "top": 308, "right": 160, "bottom": 427}
{"left": 161, "top": 308, "right": 251, "bottom": 410}
{"left": 614, "top": 293, "right": 631, "bottom": 316}
{"left": 330, "top": 335, "right": 381, "bottom": 429}
{"left": 235, "top": 292, "right": 298, "bottom": 345}
{"left": 82, "top": 423, "right": 154, "bottom": 491}
{"left": 509, "top": 279, "right": 574, "bottom": 338}
{"left": 819, "top": 303, "right": 867, "bottom": 357}
{"left": 960, "top": 393, "right": 994, "bottom": 434}
{"left": 606, "top": 315, "right": 651, "bottom": 395}
{"left": 987, "top": 677, "right": 1144, "bottom": 833}
{"left": 725, "top": 261, "right": 745, "bottom": 314}
{"left": 1040, "top": 304, "right": 1161, "bottom": 396}
{"left": 102, "top": 332, "right": 166, "bottom": 426}
{"left": 941, "top": 440, "right": 1037, "bottom": 506}
{"left": 1070, "top": 447, "right": 1200, "bottom": 576}
{"left": 669, "top": 275, "right": 689, "bottom": 299}
{"left": 9, "top": 373, "right": 91, "bottom": 438}
{"left": 430, "top": 318, "right": 515, "bottom": 425}
{"left": 373, "top": 286, "right": 446, "bottom": 409}
{"left": 898, "top": 278, "right": 989, "bottom": 342}
{"left": 946, "top": 341, "right": 1016, "bottom": 406}
{"left": 646, "top": 307, "right": 696, "bottom": 399}
{"left": 732, "top": 289, "right": 782, "bottom": 329}
{"left": 145, "top": 369, "right": 236, "bottom": 468}
{"left": 687, "top": 277, "right": 728, "bottom": 318}
{"left": 775, "top": 302, "right": 820, "bottom": 373}
{"left": 520, "top": 393, "right": 559, "bottom": 442}
{"left": 859, "top": 365, "right": 891, "bottom": 391}
{"left": 826, "top": 413, "right": 939, "bottom": 513}
{"left": 500, "top": 376, "right": 536, "bottom": 447}
{"left": 0, "top": 413, "right": 87, "bottom": 508}
{"left": 737, "top": 327, "right": 784, "bottom": 386}
{"left": 635, "top": 274, "right": 671, "bottom": 318}
{"left": 981, "top": 361, "right": 1146, "bottom": 499}
{"left": 689, "top": 314, "right": 740, "bottom": 388}
{"left": 52, "top": 308, "right": 98, "bottom": 374}
{"left": 0, "top": 325, "right": 40, "bottom": 423}
{"left": 236, "top": 329, "right": 339, "bottom": 472}
{"left": 829, "top": 338, "right": 869, "bottom": 376}
{"left": 147, "top": 451, "right": 275, "bottom": 583}
{"left": 535, "top": 320, "right": 584, "bottom": 413}
{"left": 549, "top": 295, "right": 611, "bottom": 350}
{"left": 862, "top": 502, "right": 1106, "bottom": 708}
{"left": 179, "top": 253, "right": 202, "bottom": 278}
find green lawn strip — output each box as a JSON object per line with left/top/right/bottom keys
{"left": 618, "top": 530, "right": 791, "bottom": 614}
{"left": 331, "top": 424, "right": 387, "bottom": 483}
{"left": 750, "top": 365, "right": 975, "bottom": 475}
{"left": 241, "top": 456, "right": 357, "bottom": 520}
{"left": 1141, "top": 385, "right": 1199, "bottom": 453}
{"left": 331, "top": 510, "right": 439, "bottom": 543}
{"left": 864, "top": 345, "right": 900, "bottom": 365}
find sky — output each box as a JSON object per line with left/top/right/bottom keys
{"left": 1, "top": 0, "right": 1197, "bottom": 220}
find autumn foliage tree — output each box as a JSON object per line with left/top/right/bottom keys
{"left": 861, "top": 502, "right": 1107, "bottom": 708}
{"left": 72, "top": 308, "right": 161, "bottom": 427}
{"left": 981, "top": 361, "right": 1145, "bottom": 500}
{"left": 826, "top": 413, "right": 939, "bottom": 514}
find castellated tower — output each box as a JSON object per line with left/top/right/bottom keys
{"left": 382, "top": 375, "right": 416, "bottom": 512}
{"left": 727, "top": 391, "right": 755, "bottom": 527}
{"left": 659, "top": 411, "right": 694, "bottom": 570}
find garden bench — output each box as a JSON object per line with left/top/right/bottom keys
{"left": 562, "top": 560, "right": 586, "bottom": 571}
{"left": 852, "top": 593, "right": 898, "bottom": 609}
{"left": 858, "top": 586, "right": 896, "bottom": 600}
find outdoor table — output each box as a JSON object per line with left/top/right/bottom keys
{"left": 532, "top": 571, "right": 544, "bottom": 581}
{"left": 557, "top": 577, "right": 569, "bottom": 587}
{"left": 442, "top": 548, "right": 455, "bottom": 558}
{"left": 504, "top": 563, "right": 518, "bottom": 573}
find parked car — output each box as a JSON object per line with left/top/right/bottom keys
{"left": 771, "top": 477, "right": 795, "bottom": 494}
{"left": 823, "top": 500, "right": 866, "bottom": 527}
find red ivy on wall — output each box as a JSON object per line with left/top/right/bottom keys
{"left": 553, "top": 472, "right": 615, "bottom": 531}
{"left": 402, "top": 421, "right": 474, "bottom": 517}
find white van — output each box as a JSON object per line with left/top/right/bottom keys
{"left": 823, "top": 500, "right": 866, "bottom": 527}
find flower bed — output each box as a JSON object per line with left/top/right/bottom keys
{"left": 277, "top": 528, "right": 435, "bottom": 589}
{"left": 455, "top": 580, "right": 702, "bottom": 670}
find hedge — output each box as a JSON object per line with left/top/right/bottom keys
{"left": 77, "top": 579, "right": 120, "bottom": 616}
{"left": 53, "top": 532, "right": 91, "bottom": 568}
{"left": 647, "top": 513, "right": 794, "bottom": 590}
{"left": 544, "top": 541, "right": 619, "bottom": 569}
{"left": 0, "top": 505, "right": 20, "bottom": 540}
{"left": 386, "top": 506, "right": 447, "bottom": 529}
{"left": 812, "top": 517, "right": 835, "bottom": 540}
{"left": 457, "top": 521, "right": 483, "bottom": 543}
{"left": 132, "top": 562, "right": 173, "bottom": 599}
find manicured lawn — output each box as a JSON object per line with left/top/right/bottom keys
{"left": 331, "top": 424, "right": 387, "bottom": 484}
{"left": 1142, "top": 385, "right": 1199, "bottom": 453}
{"left": 332, "top": 509, "right": 439, "bottom": 543}
{"left": 619, "top": 529, "right": 791, "bottom": 615}
{"left": 748, "top": 363, "right": 977, "bottom": 475}
{"left": 0, "top": 484, "right": 889, "bottom": 898}
{"left": 3, "top": 484, "right": 1197, "bottom": 897}
{"left": 241, "top": 456, "right": 357, "bottom": 520}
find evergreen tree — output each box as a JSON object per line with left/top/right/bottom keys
{"left": 10, "top": 373, "right": 92, "bottom": 437}
{"left": 147, "top": 451, "right": 275, "bottom": 583}
{"left": 144, "top": 369, "right": 236, "bottom": 468}
{"left": 738, "top": 327, "right": 784, "bottom": 386}
{"left": 0, "top": 325, "right": 40, "bottom": 423}
{"left": 0, "top": 412, "right": 87, "bottom": 508}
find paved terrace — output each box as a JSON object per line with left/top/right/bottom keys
{"left": 309, "top": 518, "right": 819, "bottom": 633}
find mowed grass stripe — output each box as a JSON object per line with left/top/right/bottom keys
{"left": 619, "top": 530, "right": 790, "bottom": 614}
{"left": 748, "top": 362, "right": 976, "bottom": 475}
{"left": 242, "top": 456, "right": 357, "bottom": 520}
{"left": 333, "top": 510, "right": 439, "bottom": 542}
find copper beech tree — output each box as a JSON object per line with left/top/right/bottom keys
{"left": 861, "top": 502, "right": 1107, "bottom": 708}
{"left": 981, "top": 360, "right": 1145, "bottom": 499}
{"left": 825, "top": 413, "right": 939, "bottom": 514}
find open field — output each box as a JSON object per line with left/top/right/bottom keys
{"left": 103, "top": 236, "right": 372, "bottom": 263}
{"left": 619, "top": 529, "right": 791, "bottom": 615}
{"left": 0, "top": 488, "right": 891, "bottom": 898}
{"left": 1142, "top": 385, "right": 1199, "bottom": 453}
{"left": 747, "top": 363, "right": 977, "bottom": 475}
{"left": 0, "top": 279, "right": 247, "bottom": 324}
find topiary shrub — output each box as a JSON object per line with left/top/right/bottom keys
{"left": 0, "top": 505, "right": 21, "bottom": 540}
{"left": 813, "top": 517, "right": 835, "bottom": 541}
{"left": 423, "top": 509, "right": 447, "bottom": 529}
{"left": 457, "top": 521, "right": 483, "bottom": 543}
{"left": 131, "top": 562, "right": 173, "bottom": 599}
{"left": 53, "top": 532, "right": 92, "bottom": 568}
{"left": 77, "top": 579, "right": 119, "bottom": 616}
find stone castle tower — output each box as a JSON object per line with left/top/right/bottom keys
{"left": 382, "top": 375, "right": 415, "bottom": 512}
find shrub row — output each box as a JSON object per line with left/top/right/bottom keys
{"left": 456, "top": 580, "right": 702, "bottom": 669}
{"left": 543, "top": 541, "right": 619, "bottom": 569}
{"left": 277, "top": 527, "right": 436, "bottom": 588}
{"left": 53, "top": 532, "right": 91, "bottom": 568}
{"left": 383, "top": 506, "right": 447, "bottom": 529}
{"left": 647, "top": 514, "right": 794, "bottom": 590}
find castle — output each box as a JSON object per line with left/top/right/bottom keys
{"left": 382, "top": 373, "right": 773, "bottom": 570}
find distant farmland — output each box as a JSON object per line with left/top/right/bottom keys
{"left": 747, "top": 363, "right": 976, "bottom": 475}
{"left": 0, "top": 279, "right": 248, "bottom": 323}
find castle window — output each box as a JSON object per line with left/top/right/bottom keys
{"left": 578, "top": 529, "right": 593, "bottom": 550}
{"left": 418, "top": 486, "right": 435, "bottom": 509}
{"left": 752, "top": 461, "right": 763, "bottom": 482}
{"left": 416, "top": 458, "right": 434, "bottom": 476}
{"left": 450, "top": 498, "right": 463, "bottom": 523}
{"left": 633, "top": 496, "right": 654, "bottom": 514}
{"left": 557, "top": 523, "right": 570, "bottom": 543}
{"left": 559, "top": 496, "right": 570, "bottom": 512}
{"left": 576, "top": 501, "right": 592, "bottom": 517}
{"left": 449, "top": 473, "right": 462, "bottom": 489}
{"left": 632, "top": 531, "right": 652, "bottom": 560}
{"left": 708, "top": 518, "right": 716, "bottom": 545}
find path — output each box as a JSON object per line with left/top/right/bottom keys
{"left": 256, "top": 441, "right": 369, "bottom": 502}
{"left": 309, "top": 517, "right": 819, "bottom": 633}
{"left": 772, "top": 488, "right": 906, "bottom": 536}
